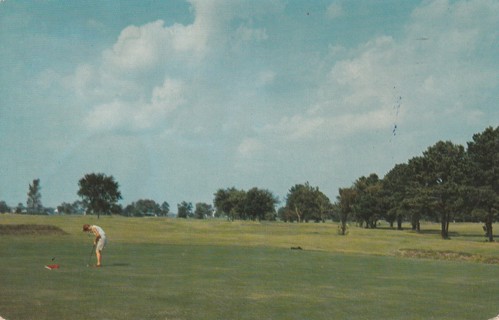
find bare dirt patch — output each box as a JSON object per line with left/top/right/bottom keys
{"left": 0, "top": 224, "right": 68, "bottom": 236}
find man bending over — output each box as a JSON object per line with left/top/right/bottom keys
{"left": 83, "top": 224, "right": 107, "bottom": 267}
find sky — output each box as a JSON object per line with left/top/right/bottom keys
{"left": 0, "top": 0, "right": 497, "bottom": 210}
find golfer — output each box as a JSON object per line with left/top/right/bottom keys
{"left": 83, "top": 224, "right": 107, "bottom": 267}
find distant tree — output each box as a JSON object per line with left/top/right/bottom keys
{"left": 285, "top": 183, "right": 332, "bottom": 222}
{"left": 466, "top": 126, "right": 499, "bottom": 241}
{"left": 72, "top": 200, "right": 86, "bottom": 214}
{"left": 77, "top": 173, "right": 122, "bottom": 218}
{"left": 161, "top": 201, "right": 170, "bottom": 216}
{"left": 244, "top": 187, "right": 278, "bottom": 221}
{"left": 123, "top": 199, "right": 161, "bottom": 217}
{"left": 213, "top": 187, "right": 246, "bottom": 220}
{"left": 468, "top": 187, "right": 498, "bottom": 241}
{"left": 410, "top": 141, "right": 467, "bottom": 239}
{"left": 382, "top": 163, "right": 413, "bottom": 229}
{"left": 0, "top": 201, "right": 10, "bottom": 213}
{"left": 57, "top": 202, "right": 75, "bottom": 215}
{"left": 15, "top": 203, "right": 25, "bottom": 214}
{"left": 352, "top": 174, "right": 383, "bottom": 228}
{"left": 177, "top": 201, "right": 193, "bottom": 218}
{"left": 123, "top": 204, "right": 137, "bottom": 217}
{"left": 26, "top": 178, "right": 43, "bottom": 214}
{"left": 136, "top": 199, "right": 161, "bottom": 216}
{"left": 57, "top": 201, "right": 86, "bottom": 215}
{"left": 278, "top": 206, "right": 295, "bottom": 222}
{"left": 194, "top": 202, "right": 214, "bottom": 219}
{"left": 337, "top": 187, "right": 357, "bottom": 235}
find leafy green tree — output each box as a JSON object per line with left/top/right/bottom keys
{"left": 0, "top": 201, "right": 11, "bottom": 213}
{"left": 352, "top": 174, "right": 383, "bottom": 228}
{"left": 213, "top": 187, "right": 246, "bottom": 220}
{"left": 466, "top": 126, "right": 499, "bottom": 241}
{"left": 244, "top": 187, "right": 278, "bottom": 221}
{"left": 126, "top": 199, "right": 161, "bottom": 217}
{"left": 57, "top": 202, "right": 75, "bottom": 214}
{"left": 285, "top": 182, "right": 332, "bottom": 223}
{"left": 410, "top": 141, "right": 467, "bottom": 239}
{"left": 277, "top": 206, "right": 295, "bottom": 222}
{"left": 161, "top": 201, "right": 170, "bottom": 216}
{"left": 15, "top": 203, "right": 25, "bottom": 214}
{"left": 382, "top": 163, "right": 414, "bottom": 229}
{"left": 177, "top": 201, "right": 193, "bottom": 218}
{"left": 27, "top": 178, "right": 43, "bottom": 214}
{"left": 77, "top": 173, "right": 122, "bottom": 218}
{"left": 468, "top": 187, "right": 498, "bottom": 241}
{"left": 337, "top": 187, "right": 357, "bottom": 235}
{"left": 194, "top": 202, "right": 214, "bottom": 219}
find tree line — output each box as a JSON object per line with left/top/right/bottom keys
{"left": 336, "top": 126, "right": 498, "bottom": 240}
{"left": 1, "top": 126, "right": 497, "bottom": 240}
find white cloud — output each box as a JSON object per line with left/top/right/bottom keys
{"left": 235, "top": 25, "right": 268, "bottom": 42}
{"left": 85, "top": 78, "right": 185, "bottom": 132}
{"left": 73, "top": 0, "right": 286, "bottom": 136}
{"left": 237, "top": 138, "right": 263, "bottom": 157}
{"left": 257, "top": 70, "right": 276, "bottom": 87}
{"left": 258, "top": 0, "right": 497, "bottom": 151}
{"left": 262, "top": 115, "right": 325, "bottom": 141}
{"left": 326, "top": 2, "right": 344, "bottom": 19}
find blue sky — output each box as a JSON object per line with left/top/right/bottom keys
{"left": 0, "top": 0, "right": 497, "bottom": 210}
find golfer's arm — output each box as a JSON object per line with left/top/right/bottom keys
{"left": 93, "top": 230, "right": 101, "bottom": 243}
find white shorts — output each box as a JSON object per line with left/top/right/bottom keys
{"left": 96, "top": 236, "right": 107, "bottom": 251}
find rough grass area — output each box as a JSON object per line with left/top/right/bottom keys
{"left": 0, "top": 224, "right": 68, "bottom": 235}
{"left": 397, "top": 248, "right": 499, "bottom": 264}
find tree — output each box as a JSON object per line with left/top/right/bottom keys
{"left": 136, "top": 199, "right": 161, "bottom": 216}
{"left": 15, "top": 203, "right": 25, "bottom": 214}
{"left": 213, "top": 187, "right": 246, "bottom": 220}
{"left": 337, "top": 187, "right": 357, "bottom": 235}
{"left": 26, "top": 178, "right": 43, "bottom": 214}
{"left": 194, "top": 202, "right": 214, "bottom": 219}
{"left": 77, "top": 173, "right": 122, "bottom": 218}
{"left": 0, "top": 201, "right": 10, "bottom": 213}
{"left": 161, "top": 201, "right": 170, "bottom": 216}
{"left": 56, "top": 200, "right": 85, "bottom": 215}
{"left": 57, "top": 202, "right": 75, "bottom": 215}
{"left": 177, "top": 201, "right": 193, "bottom": 218}
{"left": 468, "top": 187, "right": 498, "bottom": 241}
{"left": 244, "top": 187, "right": 278, "bottom": 221}
{"left": 278, "top": 206, "right": 295, "bottom": 222}
{"left": 285, "top": 183, "right": 332, "bottom": 223}
{"left": 124, "top": 199, "right": 161, "bottom": 217}
{"left": 466, "top": 126, "right": 499, "bottom": 241}
{"left": 352, "top": 174, "right": 383, "bottom": 228}
{"left": 382, "top": 163, "right": 413, "bottom": 229}
{"left": 411, "top": 141, "right": 467, "bottom": 239}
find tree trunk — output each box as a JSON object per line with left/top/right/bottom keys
{"left": 397, "top": 215, "right": 403, "bottom": 230}
{"left": 485, "top": 214, "right": 494, "bottom": 242}
{"left": 486, "top": 223, "right": 493, "bottom": 242}
{"left": 440, "top": 217, "right": 449, "bottom": 239}
{"left": 294, "top": 206, "right": 301, "bottom": 223}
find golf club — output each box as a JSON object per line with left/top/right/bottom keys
{"left": 86, "top": 244, "right": 96, "bottom": 267}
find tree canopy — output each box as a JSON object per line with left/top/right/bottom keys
{"left": 77, "top": 173, "right": 122, "bottom": 218}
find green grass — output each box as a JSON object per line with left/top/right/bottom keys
{"left": 1, "top": 215, "right": 499, "bottom": 319}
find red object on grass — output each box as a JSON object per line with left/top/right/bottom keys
{"left": 44, "top": 264, "right": 60, "bottom": 270}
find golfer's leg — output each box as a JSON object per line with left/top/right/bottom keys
{"left": 96, "top": 250, "right": 102, "bottom": 266}
{"left": 95, "top": 250, "right": 102, "bottom": 267}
